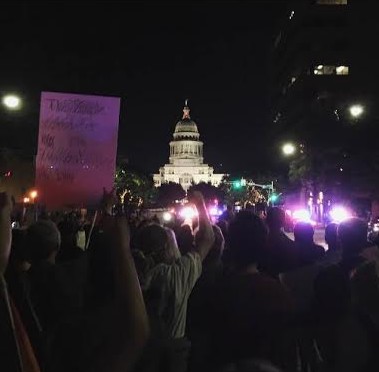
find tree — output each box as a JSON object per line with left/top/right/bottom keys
{"left": 155, "top": 182, "right": 186, "bottom": 207}
{"left": 187, "top": 182, "right": 224, "bottom": 203}
{"left": 114, "top": 167, "right": 155, "bottom": 208}
{"left": 217, "top": 175, "right": 267, "bottom": 207}
{"left": 287, "top": 144, "right": 379, "bottom": 206}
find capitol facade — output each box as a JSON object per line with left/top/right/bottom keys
{"left": 153, "top": 101, "right": 224, "bottom": 191}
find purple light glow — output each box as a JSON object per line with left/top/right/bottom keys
{"left": 292, "top": 209, "right": 317, "bottom": 226}
{"left": 208, "top": 206, "right": 222, "bottom": 216}
{"left": 180, "top": 206, "right": 198, "bottom": 219}
{"left": 293, "top": 209, "right": 311, "bottom": 221}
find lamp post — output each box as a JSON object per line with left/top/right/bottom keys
{"left": 282, "top": 142, "right": 296, "bottom": 156}
{"left": 2, "top": 94, "right": 22, "bottom": 110}
{"left": 349, "top": 104, "right": 364, "bottom": 119}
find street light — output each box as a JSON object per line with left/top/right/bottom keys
{"left": 282, "top": 143, "right": 296, "bottom": 156}
{"left": 349, "top": 104, "right": 364, "bottom": 119}
{"left": 2, "top": 94, "right": 22, "bottom": 110}
{"left": 30, "top": 190, "right": 38, "bottom": 200}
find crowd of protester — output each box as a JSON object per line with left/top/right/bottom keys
{"left": 1, "top": 190, "right": 379, "bottom": 372}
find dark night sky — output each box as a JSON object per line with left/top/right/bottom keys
{"left": 1, "top": 1, "right": 287, "bottom": 175}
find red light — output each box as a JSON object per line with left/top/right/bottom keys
{"left": 4, "top": 171, "right": 12, "bottom": 177}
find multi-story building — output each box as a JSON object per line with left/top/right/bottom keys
{"left": 270, "top": 0, "right": 379, "bottom": 207}
{"left": 270, "top": 0, "right": 378, "bottom": 147}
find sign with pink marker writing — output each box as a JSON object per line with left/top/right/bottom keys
{"left": 36, "top": 92, "right": 120, "bottom": 209}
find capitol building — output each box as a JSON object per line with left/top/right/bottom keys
{"left": 154, "top": 101, "right": 224, "bottom": 191}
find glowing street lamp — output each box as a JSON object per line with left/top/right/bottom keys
{"left": 282, "top": 143, "right": 296, "bottom": 156}
{"left": 2, "top": 94, "right": 22, "bottom": 110}
{"left": 30, "top": 190, "right": 38, "bottom": 200}
{"left": 349, "top": 104, "right": 364, "bottom": 119}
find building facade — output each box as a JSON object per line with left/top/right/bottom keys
{"left": 153, "top": 101, "right": 224, "bottom": 191}
{"left": 270, "top": 0, "right": 379, "bottom": 144}
{"left": 269, "top": 0, "right": 379, "bottom": 203}
{"left": 270, "top": 0, "right": 352, "bottom": 145}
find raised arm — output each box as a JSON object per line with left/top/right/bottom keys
{"left": 113, "top": 217, "right": 149, "bottom": 370}
{"left": 191, "top": 191, "right": 215, "bottom": 261}
{"left": 92, "top": 216, "right": 149, "bottom": 372}
{"left": 0, "top": 192, "right": 12, "bottom": 276}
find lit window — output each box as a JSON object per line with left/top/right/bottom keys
{"left": 336, "top": 65, "right": 349, "bottom": 75}
{"left": 287, "top": 76, "right": 297, "bottom": 89}
{"left": 313, "top": 65, "right": 349, "bottom": 75}
{"left": 273, "top": 112, "right": 282, "bottom": 124}
{"left": 324, "top": 66, "right": 335, "bottom": 74}
{"left": 314, "top": 65, "right": 326, "bottom": 74}
{"left": 317, "top": 0, "right": 347, "bottom": 4}
{"left": 313, "top": 65, "right": 333, "bottom": 75}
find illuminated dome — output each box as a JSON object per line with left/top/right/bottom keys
{"left": 173, "top": 100, "right": 199, "bottom": 139}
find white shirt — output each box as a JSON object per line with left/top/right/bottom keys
{"left": 144, "top": 252, "right": 202, "bottom": 338}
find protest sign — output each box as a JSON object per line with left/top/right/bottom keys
{"left": 36, "top": 92, "right": 120, "bottom": 209}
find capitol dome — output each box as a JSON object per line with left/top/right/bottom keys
{"left": 174, "top": 118, "right": 198, "bottom": 134}
{"left": 173, "top": 101, "right": 200, "bottom": 139}
{"left": 153, "top": 99, "right": 225, "bottom": 191}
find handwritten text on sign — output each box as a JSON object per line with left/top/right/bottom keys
{"left": 36, "top": 92, "right": 120, "bottom": 209}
